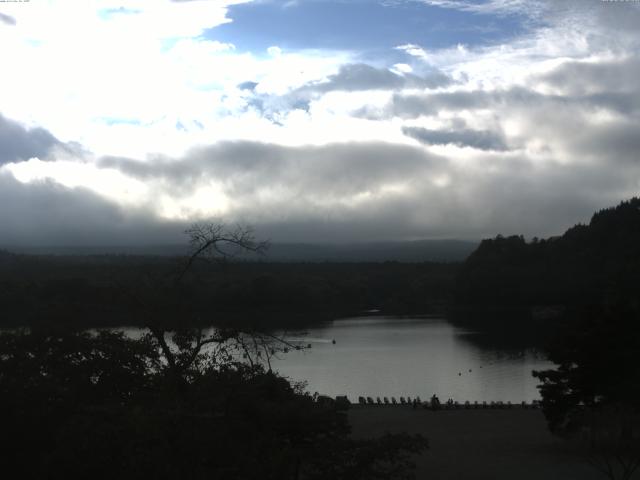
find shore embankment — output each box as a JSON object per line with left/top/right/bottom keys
{"left": 349, "top": 406, "right": 601, "bottom": 480}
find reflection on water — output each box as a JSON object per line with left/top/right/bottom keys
{"left": 272, "top": 316, "right": 552, "bottom": 402}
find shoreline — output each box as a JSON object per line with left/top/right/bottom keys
{"left": 348, "top": 399, "right": 540, "bottom": 409}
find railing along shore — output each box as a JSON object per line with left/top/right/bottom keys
{"left": 315, "top": 395, "right": 542, "bottom": 410}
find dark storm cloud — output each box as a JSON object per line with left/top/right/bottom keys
{"left": 100, "top": 141, "right": 446, "bottom": 199}
{"left": 238, "top": 153, "right": 637, "bottom": 242}
{"left": 441, "top": 158, "right": 635, "bottom": 238}
{"left": 93, "top": 135, "right": 640, "bottom": 243}
{"left": 402, "top": 126, "right": 508, "bottom": 151}
{"left": 0, "top": 173, "right": 185, "bottom": 247}
{"left": 0, "top": 12, "right": 16, "bottom": 26}
{"left": 570, "top": 120, "right": 640, "bottom": 166}
{"left": 0, "top": 113, "right": 61, "bottom": 164}
{"left": 197, "top": 141, "right": 445, "bottom": 198}
{"left": 3, "top": 133, "right": 638, "bottom": 246}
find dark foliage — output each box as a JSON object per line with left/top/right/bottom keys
{"left": 0, "top": 255, "right": 457, "bottom": 329}
{"left": 453, "top": 197, "right": 640, "bottom": 330}
{"left": 0, "top": 329, "right": 427, "bottom": 480}
{"left": 0, "top": 223, "right": 429, "bottom": 479}
{"left": 533, "top": 301, "right": 640, "bottom": 433}
{"left": 503, "top": 199, "right": 640, "bottom": 478}
{"left": 532, "top": 299, "right": 640, "bottom": 480}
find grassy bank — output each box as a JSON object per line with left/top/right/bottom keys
{"left": 349, "top": 406, "right": 600, "bottom": 480}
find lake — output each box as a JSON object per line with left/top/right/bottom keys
{"left": 272, "top": 316, "right": 552, "bottom": 403}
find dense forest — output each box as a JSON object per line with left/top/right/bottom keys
{"left": 453, "top": 197, "right": 640, "bottom": 330}
{"left": 2, "top": 198, "right": 639, "bottom": 478}
{"left": 0, "top": 225, "right": 431, "bottom": 479}
{"left": 0, "top": 251, "right": 457, "bottom": 329}
{"left": 1, "top": 198, "right": 638, "bottom": 334}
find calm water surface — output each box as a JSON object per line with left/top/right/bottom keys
{"left": 272, "top": 316, "right": 551, "bottom": 403}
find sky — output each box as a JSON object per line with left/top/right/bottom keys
{"left": 0, "top": 0, "right": 639, "bottom": 246}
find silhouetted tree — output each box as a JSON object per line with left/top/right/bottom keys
{"left": 0, "top": 222, "right": 428, "bottom": 479}
{"left": 120, "top": 222, "right": 293, "bottom": 380}
{"left": 533, "top": 301, "right": 640, "bottom": 480}
{"left": 454, "top": 197, "right": 640, "bottom": 334}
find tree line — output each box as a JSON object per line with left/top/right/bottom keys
{"left": 0, "top": 223, "right": 428, "bottom": 479}
{"left": 453, "top": 197, "right": 640, "bottom": 479}
{"left": 0, "top": 250, "right": 457, "bottom": 329}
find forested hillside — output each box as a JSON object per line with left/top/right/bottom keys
{"left": 0, "top": 253, "right": 456, "bottom": 329}
{"left": 454, "top": 198, "right": 640, "bottom": 326}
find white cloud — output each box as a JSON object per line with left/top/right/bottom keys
{"left": 395, "top": 43, "right": 428, "bottom": 59}
{"left": 267, "top": 45, "right": 282, "bottom": 57}
{"left": 392, "top": 63, "right": 414, "bottom": 74}
{"left": 1, "top": 0, "right": 640, "bottom": 243}
{"left": 408, "top": 0, "right": 548, "bottom": 19}
{"left": 0, "top": 0, "right": 352, "bottom": 158}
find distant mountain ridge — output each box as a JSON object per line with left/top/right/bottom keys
{"left": 8, "top": 239, "right": 478, "bottom": 263}
{"left": 262, "top": 240, "right": 477, "bottom": 262}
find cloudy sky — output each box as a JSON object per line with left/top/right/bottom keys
{"left": 0, "top": 0, "right": 639, "bottom": 245}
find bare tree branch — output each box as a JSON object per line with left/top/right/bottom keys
{"left": 176, "top": 222, "right": 269, "bottom": 283}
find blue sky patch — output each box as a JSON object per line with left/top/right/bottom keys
{"left": 100, "top": 118, "right": 143, "bottom": 127}
{"left": 97, "top": 7, "right": 142, "bottom": 20}
{"left": 207, "top": 0, "right": 531, "bottom": 54}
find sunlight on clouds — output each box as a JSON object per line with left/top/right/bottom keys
{"left": 391, "top": 63, "right": 413, "bottom": 74}
{"left": 267, "top": 46, "right": 282, "bottom": 58}
{"left": 380, "top": 182, "right": 411, "bottom": 195}
{"left": 5, "top": 157, "right": 232, "bottom": 222}
{"left": 396, "top": 43, "right": 428, "bottom": 59}
{"left": 156, "top": 183, "right": 230, "bottom": 221}
{"left": 431, "top": 174, "right": 451, "bottom": 188}
{"left": 4, "top": 159, "right": 149, "bottom": 206}
{"left": 338, "top": 190, "right": 373, "bottom": 208}
{"left": 0, "top": 0, "right": 251, "bottom": 43}
{"left": 0, "top": 0, "right": 639, "bottom": 241}
{"left": 404, "top": 21, "right": 602, "bottom": 91}
{"left": 282, "top": 114, "right": 410, "bottom": 146}
{"left": 311, "top": 184, "right": 411, "bottom": 210}
{"left": 310, "top": 91, "right": 391, "bottom": 117}
{"left": 253, "top": 51, "right": 352, "bottom": 96}
{"left": 0, "top": 0, "right": 351, "bottom": 156}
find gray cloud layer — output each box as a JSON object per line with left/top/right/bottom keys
{"left": 4, "top": 138, "right": 632, "bottom": 245}
{"left": 402, "top": 126, "right": 508, "bottom": 151}
{"left": 100, "top": 141, "right": 446, "bottom": 199}
{"left": 0, "top": 12, "right": 16, "bottom": 26}
{"left": 1, "top": 0, "right": 639, "bottom": 246}
{"left": 243, "top": 62, "right": 452, "bottom": 118}
{"left": 0, "top": 172, "right": 184, "bottom": 246}
{"left": 302, "top": 63, "right": 452, "bottom": 93}
{"left": 537, "top": 57, "right": 640, "bottom": 96}
{"left": 95, "top": 136, "right": 637, "bottom": 243}
{"left": 0, "top": 114, "right": 61, "bottom": 164}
